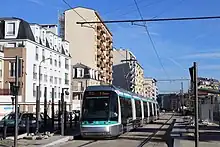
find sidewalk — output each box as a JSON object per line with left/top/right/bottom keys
{"left": 171, "top": 116, "right": 220, "bottom": 147}
{"left": 0, "top": 135, "right": 73, "bottom": 147}
{"left": 0, "top": 126, "right": 80, "bottom": 147}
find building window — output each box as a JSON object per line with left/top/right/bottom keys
{"left": 35, "top": 46, "right": 39, "bottom": 60}
{"left": 65, "top": 73, "right": 69, "bottom": 85}
{"left": 42, "top": 49, "right": 45, "bottom": 61}
{"left": 54, "top": 86, "right": 57, "bottom": 98}
{"left": 58, "top": 87, "right": 60, "bottom": 98}
{"left": 59, "top": 56, "right": 61, "bottom": 67}
{"left": 9, "top": 62, "right": 15, "bottom": 77}
{"left": 55, "top": 59, "right": 57, "bottom": 66}
{"left": 59, "top": 78, "right": 61, "bottom": 84}
{"left": 7, "top": 22, "right": 15, "bottom": 35}
{"left": 50, "top": 76, "right": 53, "bottom": 83}
{"left": 44, "top": 74, "right": 47, "bottom": 82}
{"left": 33, "top": 64, "right": 37, "bottom": 79}
{"left": 55, "top": 77, "right": 57, "bottom": 84}
{"left": 78, "top": 69, "right": 84, "bottom": 78}
{"left": 33, "top": 83, "right": 36, "bottom": 97}
{"left": 65, "top": 58, "right": 69, "bottom": 69}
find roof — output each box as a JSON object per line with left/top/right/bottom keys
{"left": 85, "top": 85, "right": 157, "bottom": 103}
{"left": 72, "top": 63, "right": 91, "bottom": 69}
{"left": 64, "top": 6, "right": 113, "bottom": 36}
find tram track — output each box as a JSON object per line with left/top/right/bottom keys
{"left": 75, "top": 140, "right": 98, "bottom": 147}
{"left": 136, "top": 113, "right": 175, "bottom": 147}
{"left": 59, "top": 113, "right": 174, "bottom": 147}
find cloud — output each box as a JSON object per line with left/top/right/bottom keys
{"left": 180, "top": 52, "right": 220, "bottom": 59}
{"left": 27, "top": 0, "right": 44, "bottom": 6}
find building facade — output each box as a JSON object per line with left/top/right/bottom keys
{"left": 71, "top": 63, "right": 100, "bottom": 110}
{"left": 144, "top": 78, "right": 158, "bottom": 99}
{"left": 0, "top": 46, "right": 3, "bottom": 89}
{"left": 60, "top": 7, "right": 113, "bottom": 85}
{"left": 0, "top": 18, "right": 71, "bottom": 114}
{"left": 112, "top": 49, "right": 144, "bottom": 95}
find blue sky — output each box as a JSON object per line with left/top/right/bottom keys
{"left": 1, "top": 0, "right": 220, "bottom": 92}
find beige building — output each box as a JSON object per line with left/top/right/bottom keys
{"left": 60, "top": 7, "right": 113, "bottom": 85}
{"left": 112, "top": 49, "right": 144, "bottom": 95}
{"left": 144, "top": 78, "right": 158, "bottom": 99}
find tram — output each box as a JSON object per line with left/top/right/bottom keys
{"left": 80, "top": 85, "right": 159, "bottom": 138}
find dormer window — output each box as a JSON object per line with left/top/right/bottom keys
{"left": 7, "top": 22, "right": 15, "bottom": 36}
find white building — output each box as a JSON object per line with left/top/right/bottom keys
{"left": 144, "top": 78, "right": 158, "bottom": 100}
{"left": 0, "top": 17, "right": 71, "bottom": 114}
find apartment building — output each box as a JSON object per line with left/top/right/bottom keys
{"left": 144, "top": 78, "right": 158, "bottom": 99}
{"left": 0, "top": 17, "right": 71, "bottom": 113}
{"left": 71, "top": 63, "right": 100, "bottom": 110}
{"left": 60, "top": 7, "right": 113, "bottom": 85}
{"left": 112, "top": 49, "right": 144, "bottom": 95}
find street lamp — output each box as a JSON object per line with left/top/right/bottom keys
{"left": 36, "top": 57, "right": 51, "bottom": 134}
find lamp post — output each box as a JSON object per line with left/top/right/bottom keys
{"left": 36, "top": 57, "right": 51, "bottom": 134}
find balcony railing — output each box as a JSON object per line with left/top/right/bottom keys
{"left": 0, "top": 89, "right": 10, "bottom": 95}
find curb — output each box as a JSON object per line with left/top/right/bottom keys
{"left": 42, "top": 136, "right": 73, "bottom": 147}
{"left": 6, "top": 133, "right": 27, "bottom": 140}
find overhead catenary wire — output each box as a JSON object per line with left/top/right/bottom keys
{"left": 133, "top": 0, "right": 170, "bottom": 79}
{"left": 62, "top": 0, "right": 94, "bottom": 29}
{"left": 77, "top": 15, "right": 220, "bottom": 24}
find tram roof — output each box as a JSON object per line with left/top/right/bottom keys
{"left": 85, "top": 85, "right": 157, "bottom": 103}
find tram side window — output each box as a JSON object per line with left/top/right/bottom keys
{"left": 149, "top": 103, "right": 153, "bottom": 116}
{"left": 143, "top": 102, "right": 148, "bottom": 118}
{"left": 109, "top": 93, "right": 118, "bottom": 121}
{"left": 120, "top": 97, "right": 132, "bottom": 120}
{"left": 135, "top": 100, "right": 141, "bottom": 118}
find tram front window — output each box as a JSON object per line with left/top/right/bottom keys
{"left": 82, "top": 91, "right": 110, "bottom": 121}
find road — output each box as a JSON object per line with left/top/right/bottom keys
{"left": 56, "top": 113, "right": 174, "bottom": 147}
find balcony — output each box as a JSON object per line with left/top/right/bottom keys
{"left": 106, "top": 36, "right": 110, "bottom": 40}
{"left": 101, "top": 45, "right": 105, "bottom": 51}
{"left": 97, "top": 25, "right": 101, "bottom": 30}
{"left": 101, "top": 35, "right": 105, "bottom": 41}
{"left": 97, "top": 49, "right": 101, "bottom": 56}
{"left": 72, "top": 86, "right": 85, "bottom": 92}
{"left": 109, "top": 67, "right": 112, "bottom": 73}
{"left": 97, "top": 32, "right": 101, "bottom": 39}
{"left": 0, "top": 89, "right": 10, "bottom": 95}
{"left": 109, "top": 52, "right": 113, "bottom": 58}
{"left": 101, "top": 29, "right": 105, "bottom": 34}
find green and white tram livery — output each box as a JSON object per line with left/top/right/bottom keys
{"left": 80, "top": 85, "right": 159, "bottom": 138}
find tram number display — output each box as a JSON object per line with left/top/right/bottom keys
{"left": 86, "top": 91, "right": 110, "bottom": 97}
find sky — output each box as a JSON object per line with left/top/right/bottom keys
{"left": 1, "top": 0, "right": 220, "bottom": 93}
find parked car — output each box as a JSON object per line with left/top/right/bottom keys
{"left": 0, "top": 112, "right": 52, "bottom": 134}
